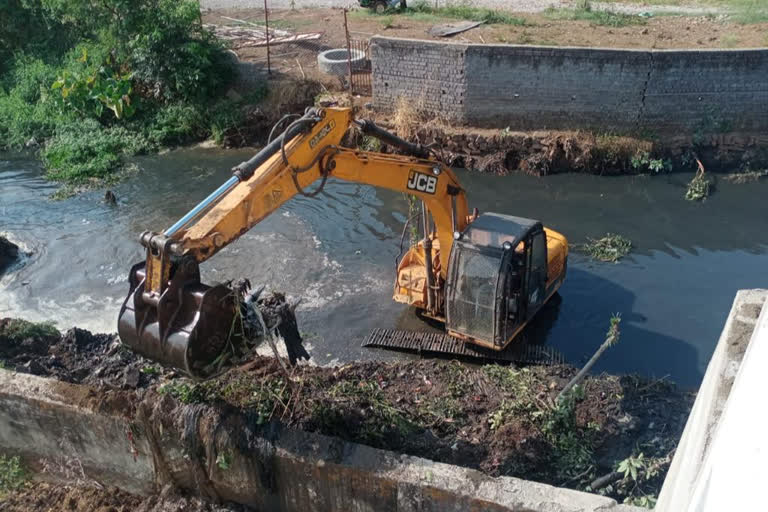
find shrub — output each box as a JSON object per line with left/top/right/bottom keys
{"left": 42, "top": 120, "right": 153, "bottom": 183}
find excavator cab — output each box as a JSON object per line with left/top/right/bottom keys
{"left": 445, "top": 213, "right": 557, "bottom": 350}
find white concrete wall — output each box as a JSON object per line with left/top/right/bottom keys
{"left": 656, "top": 289, "right": 767, "bottom": 511}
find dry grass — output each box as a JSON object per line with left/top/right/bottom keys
{"left": 392, "top": 96, "right": 420, "bottom": 140}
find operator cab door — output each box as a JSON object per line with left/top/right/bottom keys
{"left": 524, "top": 229, "right": 548, "bottom": 320}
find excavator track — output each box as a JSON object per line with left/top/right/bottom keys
{"left": 362, "top": 328, "right": 565, "bottom": 366}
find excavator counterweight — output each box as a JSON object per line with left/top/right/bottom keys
{"left": 117, "top": 107, "right": 568, "bottom": 377}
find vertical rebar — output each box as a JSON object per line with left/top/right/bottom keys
{"left": 264, "top": 0, "right": 271, "bottom": 75}
{"left": 343, "top": 8, "right": 353, "bottom": 94}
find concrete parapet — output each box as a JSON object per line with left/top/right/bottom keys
{"left": 0, "top": 370, "right": 641, "bottom": 512}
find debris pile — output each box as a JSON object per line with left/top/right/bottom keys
{"left": 204, "top": 19, "right": 321, "bottom": 50}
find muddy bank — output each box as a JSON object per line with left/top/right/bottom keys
{"left": 0, "top": 319, "right": 169, "bottom": 390}
{"left": 1, "top": 482, "right": 250, "bottom": 512}
{"left": 1, "top": 319, "right": 693, "bottom": 506}
{"left": 218, "top": 79, "right": 324, "bottom": 148}
{"left": 347, "top": 113, "right": 768, "bottom": 176}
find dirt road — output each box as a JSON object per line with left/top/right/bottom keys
{"left": 200, "top": 0, "right": 722, "bottom": 16}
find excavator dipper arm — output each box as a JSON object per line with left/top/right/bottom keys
{"left": 118, "top": 107, "right": 468, "bottom": 377}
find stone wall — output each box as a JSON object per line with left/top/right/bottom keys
{"left": 371, "top": 37, "right": 768, "bottom": 134}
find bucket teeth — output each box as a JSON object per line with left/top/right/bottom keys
{"left": 117, "top": 258, "right": 235, "bottom": 379}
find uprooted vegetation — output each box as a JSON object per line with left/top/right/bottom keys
{"left": 147, "top": 360, "right": 691, "bottom": 507}
{"left": 1, "top": 319, "right": 693, "bottom": 507}
{"left": 0, "top": 455, "right": 27, "bottom": 499}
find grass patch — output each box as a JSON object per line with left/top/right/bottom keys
{"left": 0, "top": 319, "right": 59, "bottom": 340}
{"left": 720, "top": 34, "right": 741, "bottom": 47}
{"left": 354, "top": 1, "right": 527, "bottom": 26}
{"left": 544, "top": 6, "right": 647, "bottom": 27}
{"left": 0, "top": 455, "right": 27, "bottom": 498}
{"left": 579, "top": 233, "right": 633, "bottom": 262}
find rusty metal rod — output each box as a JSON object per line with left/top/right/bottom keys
{"left": 264, "top": 0, "right": 271, "bottom": 75}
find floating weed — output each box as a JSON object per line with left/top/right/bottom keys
{"left": 685, "top": 171, "right": 712, "bottom": 201}
{"left": 579, "top": 234, "right": 632, "bottom": 262}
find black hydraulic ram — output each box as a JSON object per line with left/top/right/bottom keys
{"left": 355, "top": 119, "right": 431, "bottom": 159}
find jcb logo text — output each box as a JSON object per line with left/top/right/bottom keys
{"left": 407, "top": 171, "right": 437, "bottom": 194}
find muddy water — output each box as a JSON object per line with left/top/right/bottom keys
{"left": 2, "top": 148, "right": 767, "bottom": 388}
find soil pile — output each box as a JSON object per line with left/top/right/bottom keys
{"left": 0, "top": 319, "right": 168, "bottom": 389}
{"left": 1, "top": 319, "right": 694, "bottom": 505}
{"left": 161, "top": 358, "right": 693, "bottom": 504}
{"left": 0, "top": 482, "right": 251, "bottom": 512}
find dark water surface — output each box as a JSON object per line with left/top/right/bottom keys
{"left": 2, "top": 148, "right": 766, "bottom": 389}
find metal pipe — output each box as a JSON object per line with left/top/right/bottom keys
{"left": 343, "top": 9, "right": 353, "bottom": 94}
{"left": 164, "top": 176, "right": 239, "bottom": 236}
{"left": 264, "top": 0, "right": 271, "bottom": 75}
{"left": 422, "top": 201, "right": 435, "bottom": 313}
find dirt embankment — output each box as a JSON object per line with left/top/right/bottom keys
{"left": 1, "top": 482, "right": 249, "bottom": 512}
{"left": 0, "top": 318, "right": 694, "bottom": 508}
{"left": 348, "top": 117, "right": 768, "bottom": 176}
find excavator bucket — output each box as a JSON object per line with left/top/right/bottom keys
{"left": 117, "top": 257, "right": 236, "bottom": 379}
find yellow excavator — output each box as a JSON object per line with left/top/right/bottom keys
{"left": 118, "top": 107, "right": 568, "bottom": 377}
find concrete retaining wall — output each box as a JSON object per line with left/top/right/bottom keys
{"left": 371, "top": 37, "right": 768, "bottom": 134}
{"left": 657, "top": 289, "right": 768, "bottom": 511}
{"left": 0, "top": 370, "right": 640, "bottom": 512}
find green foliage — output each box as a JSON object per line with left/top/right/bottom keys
{"left": 0, "top": 455, "right": 27, "bottom": 497}
{"left": 0, "top": 0, "right": 248, "bottom": 187}
{"left": 1, "top": 319, "right": 60, "bottom": 340}
{"left": 685, "top": 171, "right": 712, "bottom": 201}
{"left": 410, "top": 2, "right": 527, "bottom": 25}
{"left": 145, "top": 103, "right": 207, "bottom": 145}
{"left": 631, "top": 151, "right": 672, "bottom": 174}
{"left": 51, "top": 49, "right": 135, "bottom": 120}
{"left": 38, "top": 0, "right": 233, "bottom": 102}
{"left": 579, "top": 233, "right": 633, "bottom": 262}
{"left": 359, "top": 135, "right": 382, "bottom": 152}
{"left": 379, "top": 15, "right": 396, "bottom": 28}
{"left": 544, "top": 6, "right": 646, "bottom": 27}
{"left": 484, "top": 365, "right": 597, "bottom": 482}
{"left": 42, "top": 120, "right": 153, "bottom": 183}
{"left": 0, "top": 1, "right": 74, "bottom": 73}
{"left": 215, "top": 451, "right": 232, "bottom": 470}
{"left": 158, "top": 380, "right": 206, "bottom": 404}
{"left": 140, "top": 365, "right": 160, "bottom": 375}
{"left": 0, "top": 90, "right": 67, "bottom": 149}
{"left": 613, "top": 452, "right": 665, "bottom": 508}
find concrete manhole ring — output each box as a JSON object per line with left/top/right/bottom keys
{"left": 317, "top": 48, "right": 366, "bottom": 76}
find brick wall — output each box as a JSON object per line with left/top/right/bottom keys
{"left": 371, "top": 36, "right": 768, "bottom": 134}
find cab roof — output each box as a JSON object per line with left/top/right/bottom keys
{"left": 460, "top": 213, "right": 542, "bottom": 250}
